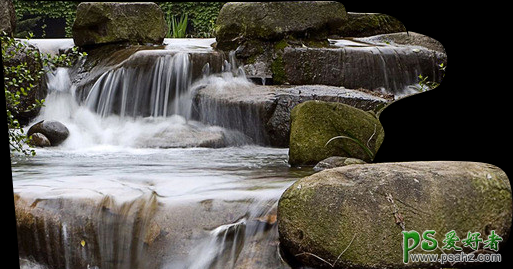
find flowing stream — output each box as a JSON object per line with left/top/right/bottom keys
{"left": 12, "top": 38, "right": 313, "bottom": 269}
{"left": 11, "top": 37, "right": 440, "bottom": 268}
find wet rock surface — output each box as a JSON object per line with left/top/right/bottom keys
{"left": 192, "top": 84, "right": 389, "bottom": 147}
{"left": 278, "top": 42, "right": 446, "bottom": 93}
{"left": 27, "top": 120, "right": 69, "bottom": 146}
{"left": 14, "top": 189, "right": 290, "bottom": 269}
{"left": 356, "top": 31, "right": 446, "bottom": 54}
{"left": 278, "top": 161, "right": 512, "bottom": 269}
{"left": 28, "top": 133, "right": 51, "bottom": 147}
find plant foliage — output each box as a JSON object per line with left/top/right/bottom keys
{"left": 13, "top": 1, "right": 225, "bottom": 38}
{"left": 167, "top": 13, "right": 188, "bottom": 38}
{"left": 2, "top": 32, "right": 86, "bottom": 156}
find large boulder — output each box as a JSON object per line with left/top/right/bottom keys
{"left": 215, "top": 1, "right": 347, "bottom": 50}
{"left": 72, "top": 2, "right": 167, "bottom": 47}
{"left": 288, "top": 100, "right": 384, "bottom": 165}
{"left": 278, "top": 161, "right": 512, "bottom": 269}
{"left": 0, "top": 0, "right": 16, "bottom": 36}
{"left": 27, "top": 120, "right": 69, "bottom": 146}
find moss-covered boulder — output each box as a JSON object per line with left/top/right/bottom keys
{"left": 72, "top": 2, "right": 167, "bottom": 47}
{"left": 278, "top": 161, "right": 512, "bottom": 269}
{"left": 215, "top": 1, "right": 347, "bottom": 50}
{"left": 333, "top": 12, "right": 406, "bottom": 38}
{"left": 288, "top": 100, "right": 384, "bottom": 165}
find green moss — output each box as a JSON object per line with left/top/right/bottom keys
{"left": 305, "top": 39, "right": 329, "bottom": 48}
{"left": 279, "top": 162, "right": 512, "bottom": 268}
{"left": 274, "top": 39, "right": 288, "bottom": 51}
{"left": 289, "top": 101, "right": 384, "bottom": 165}
{"left": 271, "top": 54, "right": 286, "bottom": 84}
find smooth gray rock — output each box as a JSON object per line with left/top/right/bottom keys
{"left": 27, "top": 120, "right": 70, "bottom": 146}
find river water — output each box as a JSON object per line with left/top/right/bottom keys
{"left": 11, "top": 36, "right": 439, "bottom": 268}
{"left": 11, "top": 39, "right": 315, "bottom": 269}
{"left": 12, "top": 145, "right": 311, "bottom": 268}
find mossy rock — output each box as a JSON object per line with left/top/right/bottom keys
{"left": 334, "top": 13, "right": 406, "bottom": 38}
{"left": 72, "top": 2, "right": 167, "bottom": 47}
{"left": 215, "top": 1, "right": 347, "bottom": 50}
{"left": 278, "top": 161, "right": 512, "bottom": 269}
{"left": 288, "top": 100, "right": 384, "bottom": 165}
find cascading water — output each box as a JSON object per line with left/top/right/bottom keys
{"left": 12, "top": 36, "right": 444, "bottom": 269}
{"left": 14, "top": 39, "right": 301, "bottom": 269}
{"left": 85, "top": 53, "right": 192, "bottom": 118}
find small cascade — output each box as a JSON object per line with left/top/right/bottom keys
{"left": 85, "top": 53, "right": 192, "bottom": 118}
{"left": 16, "top": 192, "right": 158, "bottom": 269}
{"left": 171, "top": 200, "right": 285, "bottom": 269}
{"left": 30, "top": 49, "right": 256, "bottom": 149}
{"left": 14, "top": 34, "right": 446, "bottom": 269}
{"left": 190, "top": 52, "right": 271, "bottom": 145}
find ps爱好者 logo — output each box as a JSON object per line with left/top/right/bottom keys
{"left": 402, "top": 230, "right": 503, "bottom": 264}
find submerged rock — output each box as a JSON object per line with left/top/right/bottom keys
{"left": 72, "top": 2, "right": 167, "bottom": 47}
{"left": 215, "top": 1, "right": 347, "bottom": 50}
{"left": 313, "top": 156, "right": 366, "bottom": 171}
{"left": 288, "top": 100, "right": 384, "bottom": 165}
{"left": 278, "top": 161, "right": 512, "bottom": 269}
{"left": 27, "top": 120, "right": 69, "bottom": 146}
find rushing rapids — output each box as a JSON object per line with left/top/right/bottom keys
{"left": 12, "top": 35, "right": 445, "bottom": 269}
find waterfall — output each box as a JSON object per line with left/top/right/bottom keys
{"left": 30, "top": 49, "right": 255, "bottom": 149}
{"left": 163, "top": 200, "right": 286, "bottom": 269}
{"left": 85, "top": 53, "right": 193, "bottom": 119}
{"left": 16, "top": 191, "right": 158, "bottom": 269}
{"left": 16, "top": 36, "right": 446, "bottom": 269}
